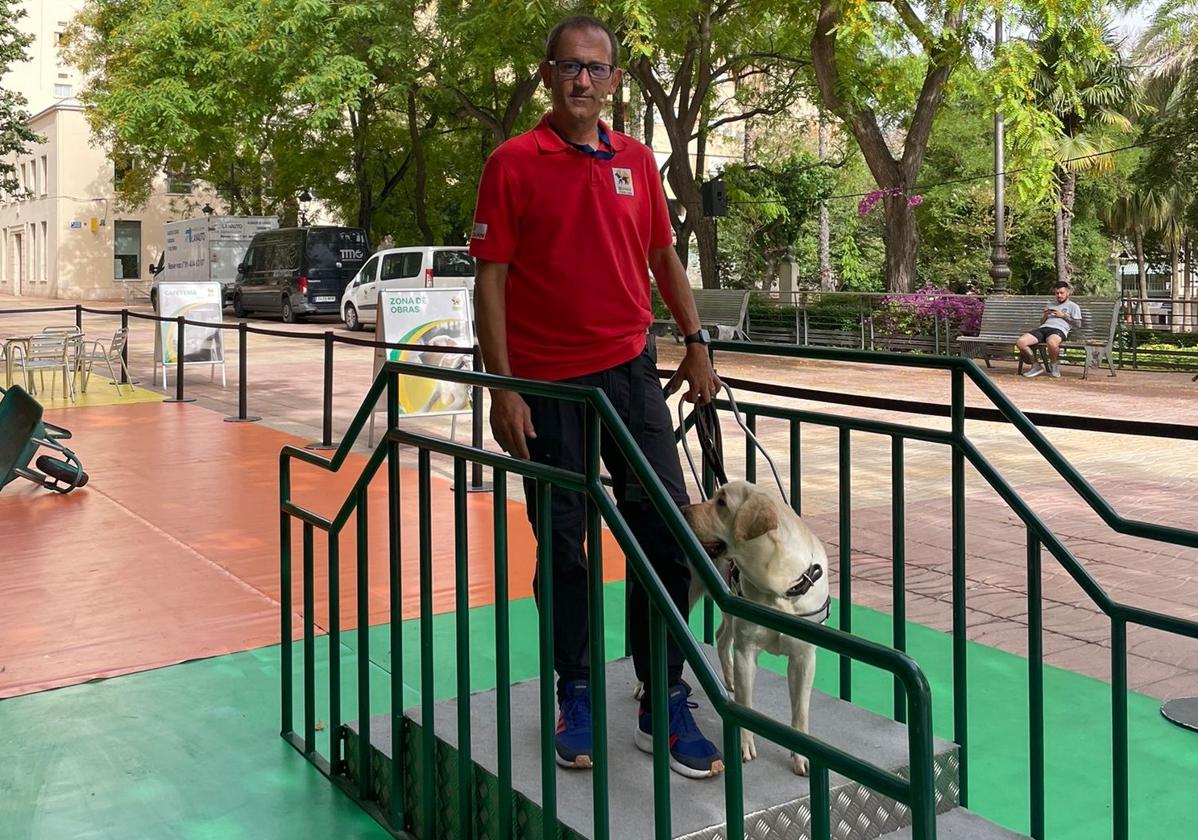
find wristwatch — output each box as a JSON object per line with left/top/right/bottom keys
{"left": 683, "top": 328, "right": 711, "bottom": 346}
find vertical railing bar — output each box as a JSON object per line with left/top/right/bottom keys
{"left": 303, "top": 522, "right": 316, "bottom": 753}
{"left": 454, "top": 457, "right": 473, "bottom": 834}
{"left": 387, "top": 373, "right": 405, "bottom": 832}
{"left": 723, "top": 715, "right": 745, "bottom": 840}
{"left": 355, "top": 489, "right": 371, "bottom": 800}
{"left": 535, "top": 479, "right": 558, "bottom": 838}
{"left": 418, "top": 449, "right": 436, "bottom": 838}
{"left": 649, "top": 609, "right": 671, "bottom": 840}
{"left": 1112, "top": 616, "right": 1129, "bottom": 840}
{"left": 493, "top": 469, "right": 513, "bottom": 840}
{"left": 745, "top": 411, "right": 757, "bottom": 484}
{"left": 892, "top": 435, "right": 907, "bottom": 723}
{"left": 950, "top": 367, "right": 968, "bottom": 805}
{"left": 838, "top": 426, "right": 852, "bottom": 701}
{"left": 811, "top": 763, "right": 831, "bottom": 840}
{"left": 702, "top": 451, "right": 715, "bottom": 645}
{"left": 1027, "top": 531, "right": 1045, "bottom": 840}
{"left": 280, "top": 509, "right": 293, "bottom": 736}
{"left": 789, "top": 419, "right": 801, "bottom": 516}
{"left": 586, "top": 406, "right": 610, "bottom": 840}
{"left": 328, "top": 534, "right": 342, "bottom": 771}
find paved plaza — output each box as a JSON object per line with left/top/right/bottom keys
{"left": 3, "top": 294, "right": 1196, "bottom": 699}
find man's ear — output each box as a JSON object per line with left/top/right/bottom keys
{"left": 539, "top": 61, "right": 553, "bottom": 88}
{"left": 733, "top": 493, "right": 779, "bottom": 543}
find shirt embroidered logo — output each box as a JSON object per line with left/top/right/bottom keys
{"left": 613, "top": 168, "right": 634, "bottom": 196}
{"left": 471, "top": 222, "right": 488, "bottom": 240}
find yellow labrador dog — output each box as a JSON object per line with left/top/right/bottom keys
{"left": 683, "top": 480, "right": 830, "bottom": 776}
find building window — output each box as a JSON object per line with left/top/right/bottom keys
{"left": 54, "top": 83, "right": 72, "bottom": 98}
{"left": 40, "top": 156, "right": 47, "bottom": 196}
{"left": 166, "top": 163, "right": 193, "bottom": 194}
{"left": 40, "top": 221, "right": 47, "bottom": 283}
{"left": 114, "top": 220, "right": 141, "bottom": 279}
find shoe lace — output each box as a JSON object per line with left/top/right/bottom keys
{"left": 562, "top": 689, "right": 591, "bottom": 730}
{"left": 668, "top": 686, "right": 702, "bottom": 740}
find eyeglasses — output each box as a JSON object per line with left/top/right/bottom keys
{"left": 548, "top": 60, "right": 616, "bottom": 81}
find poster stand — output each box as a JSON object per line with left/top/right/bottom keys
{"left": 152, "top": 282, "right": 228, "bottom": 389}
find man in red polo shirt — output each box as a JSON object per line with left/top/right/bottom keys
{"left": 471, "top": 15, "right": 724, "bottom": 778}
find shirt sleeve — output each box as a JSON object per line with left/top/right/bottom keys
{"left": 645, "top": 149, "right": 675, "bottom": 250}
{"left": 469, "top": 151, "right": 518, "bottom": 263}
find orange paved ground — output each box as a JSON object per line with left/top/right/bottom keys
{"left": 0, "top": 401, "right": 624, "bottom": 698}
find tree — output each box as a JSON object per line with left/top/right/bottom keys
{"left": 610, "top": 0, "right": 812, "bottom": 288}
{"left": 1030, "top": 24, "right": 1140, "bottom": 286}
{"left": 0, "top": 0, "right": 38, "bottom": 196}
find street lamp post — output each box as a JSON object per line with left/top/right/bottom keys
{"left": 989, "top": 8, "right": 1011, "bottom": 294}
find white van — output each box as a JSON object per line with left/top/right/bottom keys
{"left": 341, "top": 246, "right": 475, "bottom": 330}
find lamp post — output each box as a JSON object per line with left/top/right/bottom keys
{"left": 989, "top": 8, "right": 1011, "bottom": 294}
{"left": 298, "top": 189, "right": 313, "bottom": 227}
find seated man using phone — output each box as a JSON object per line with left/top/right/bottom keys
{"left": 1015, "top": 280, "right": 1081, "bottom": 378}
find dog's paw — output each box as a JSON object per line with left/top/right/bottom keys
{"left": 790, "top": 753, "right": 809, "bottom": 776}
{"left": 722, "top": 668, "right": 734, "bottom": 691}
{"left": 740, "top": 732, "right": 757, "bottom": 763}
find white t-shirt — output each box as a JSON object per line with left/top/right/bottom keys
{"left": 1044, "top": 299, "right": 1081, "bottom": 336}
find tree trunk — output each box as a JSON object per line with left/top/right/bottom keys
{"left": 1134, "top": 225, "right": 1148, "bottom": 327}
{"left": 695, "top": 217, "right": 718, "bottom": 288}
{"left": 351, "top": 103, "right": 373, "bottom": 232}
{"left": 818, "top": 115, "right": 834, "bottom": 291}
{"left": 612, "top": 74, "right": 625, "bottom": 133}
{"left": 407, "top": 88, "right": 433, "bottom": 245}
{"left": 882, "top": 194, "right": 917, "bottom": 293}
{"left": 643, "top": 93, "right": 654, "bottom": 148}
{"left": 1055, "top": 169, "right": 1076, "bottom": 286}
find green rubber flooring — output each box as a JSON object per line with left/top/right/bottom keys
{"left": 2, "top": 587, "right": 1196, "bottom": 839}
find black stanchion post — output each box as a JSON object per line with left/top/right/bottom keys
{"left": 468, "top": 344, "right": 490, "bottom": 492}
{"left": 306, "top": 331, "right": 337, "bottom": 451}
{"left": 120, "top": 309, "right": 130, "bottom": 385}
{"left": 225, "top": 322, "right": 261, "bottom": 423}
{"left": 75, "top": 304, "right": 83, "bottom": 330}
{"left": 164, "top": 315, "right": 195, "bottom": 403}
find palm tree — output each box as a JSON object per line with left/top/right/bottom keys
{"left": 1032, "top": 27, "right": 1143, "bottom": 286}
{"left": 1105, "top": 188, "right": 1169, "bottom": 324}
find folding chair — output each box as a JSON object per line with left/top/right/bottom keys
{"left": 0, "top": 385, "right": 90, "bottom": 494}
{"left": 80, "top": 328, "right": 132, "bottom": 395}
{"left": 11, "top": 333, "right": 75, "bottom": 401}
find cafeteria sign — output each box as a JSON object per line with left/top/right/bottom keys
{"left": 153, "top": 281, "right": 226, "bottom": 387}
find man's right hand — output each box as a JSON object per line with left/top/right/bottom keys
{"left": 489, "top": 390, "right": 536, "bottom": 459}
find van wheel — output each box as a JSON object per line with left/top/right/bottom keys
{"left": 233, "top": 294, "right": 246, "bottom": 319}
{"left": 281, "top": 297, "right": 296, "bottom": 324}
{"left": 345, "top": 304, "right": 361, "bottom": 332}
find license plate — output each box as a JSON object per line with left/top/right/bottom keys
{"left": 314, "top": 295, "right": 336, "bottom": 303}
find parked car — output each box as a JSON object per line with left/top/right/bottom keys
{"left": 340, "top": 246, "right": 475, "bottom": 331}
{"left": 232, "top": 226, "right": 370, "bottom": 322}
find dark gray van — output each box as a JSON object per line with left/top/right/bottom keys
{"left": 232, "top": 226, "right": 370, "bottom": 322}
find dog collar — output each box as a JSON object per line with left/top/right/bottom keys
{"left": 727, "top": 562, "right": 829, "bottom": 624}
{"left": 785, "top": 564, "right": 823, "bottom": 598}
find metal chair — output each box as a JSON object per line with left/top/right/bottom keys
{"left": 80, "top": 328, "right": 132, "bottom": 395}
{"left": 41, "top": 325, "right": 85, "bottom": 385}
{"left": 11, "top": 333, "right": 75, "bottom": 401}
{"left": 0, "top": 385, "right": 89, "bottom": 494}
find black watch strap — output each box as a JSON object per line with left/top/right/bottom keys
{"left": 683, "top": 328, "right": 710, "bottom": 346}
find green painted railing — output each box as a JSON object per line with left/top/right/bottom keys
{"left": 698, "top": 341, "right": 1198, "bottom": 840}
{"left": 279, "top": 357, "right": 940, "bottom": 840}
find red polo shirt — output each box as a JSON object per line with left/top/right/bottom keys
{"left": 469, "top": 114, "right": 674, "bottom": 381}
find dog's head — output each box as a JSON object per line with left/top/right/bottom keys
{"left": 683, "top": 480, "right": 828, "bottom": 602}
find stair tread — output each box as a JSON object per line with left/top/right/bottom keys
{"left": 880, "top": 807, "right": 1028, "bottom": 839}
{"left": 348, "top": 647, "right": 959, "bottom": 839}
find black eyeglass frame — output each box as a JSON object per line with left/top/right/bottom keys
{"left": 546, "top": 59, "right": 617, "bottom": 81}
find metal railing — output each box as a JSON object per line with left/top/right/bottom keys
{"left": 279, "top": 358, "right": 941, "bottom": 840}
{"left": 698, "top": 342, "right": 1198, "bottom": 840}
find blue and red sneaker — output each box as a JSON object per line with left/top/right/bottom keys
{"left": 555, "top": 680, "right": 593, "bottom": 769}
{"left": 634, "top": 683, "right": 724, "bottom": 778}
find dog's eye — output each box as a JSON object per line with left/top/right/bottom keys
{"left": 716, "top": 497, "right": 727, "bottom": 508}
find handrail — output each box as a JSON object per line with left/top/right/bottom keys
{"left": 280, "top": 360, "right": 941, "bottom": 839}
{"left": 709, "top": 340, "right": 1198, "bottom": 549}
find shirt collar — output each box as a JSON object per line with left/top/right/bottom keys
{"left": 533, "top": 113, "right": 627, "bottom": 154}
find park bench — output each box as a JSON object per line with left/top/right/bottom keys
{"left": 650, "top": 287, "right": 751, "bottom": 341}
{"left": 957, "top": 295, "right": 1120, "bottom": 379}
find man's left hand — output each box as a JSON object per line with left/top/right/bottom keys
{"left": 672, "top": 344, "right": 722, "bottom": 404}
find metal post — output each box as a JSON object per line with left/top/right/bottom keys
{"left": 989, "top": 8, "right": 1011, "bottom": 293}
{"left": 225, "top": 322, "right": 260, "bottom": 422}
{"left": 75, "top": 304, "right": 83, "bottom": 330}
{"left": 467, "top": 344, "right": 491, "bottom": 492}
{"left": 120, "top": 309, "right": 131, "bottom": 385}
{"left": 163, "top": 315, "right": 195, "bottom": 403}
{"left": 305, "top": 331, "right": 336, "bottom": 450}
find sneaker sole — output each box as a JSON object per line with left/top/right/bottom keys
{"left": 633, "top": 725, "right": 724, "bottom": 779}
{"left": 555, "top": 752, "right": 593, "bottom": 769}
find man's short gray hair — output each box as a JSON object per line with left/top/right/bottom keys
{"left": 545, "top": 16, "right": 620, "bottom": 66}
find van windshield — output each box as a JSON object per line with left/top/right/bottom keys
{"left": 433, "top": 250, "right": 475, "bottom": 277}
{"left": 307, "top": 229, "right": 369, "bottom": 268}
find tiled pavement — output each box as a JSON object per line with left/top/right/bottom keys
{"left": 3, "top": 295, "right": 1196, "bottom": 698}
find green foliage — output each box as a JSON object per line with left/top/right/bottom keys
{"left": 0, "top": 0, "right": 39, "bottom": 195}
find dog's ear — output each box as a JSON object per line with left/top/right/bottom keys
{"left": 733, "top": 493, "right": 779, "bottom": 543}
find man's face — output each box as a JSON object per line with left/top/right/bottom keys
{"left": 541, "top": 26, "right": 622, "bottom": 125}
{"left": 1054, "top": 286, "right": 1071, "bottom": 304}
